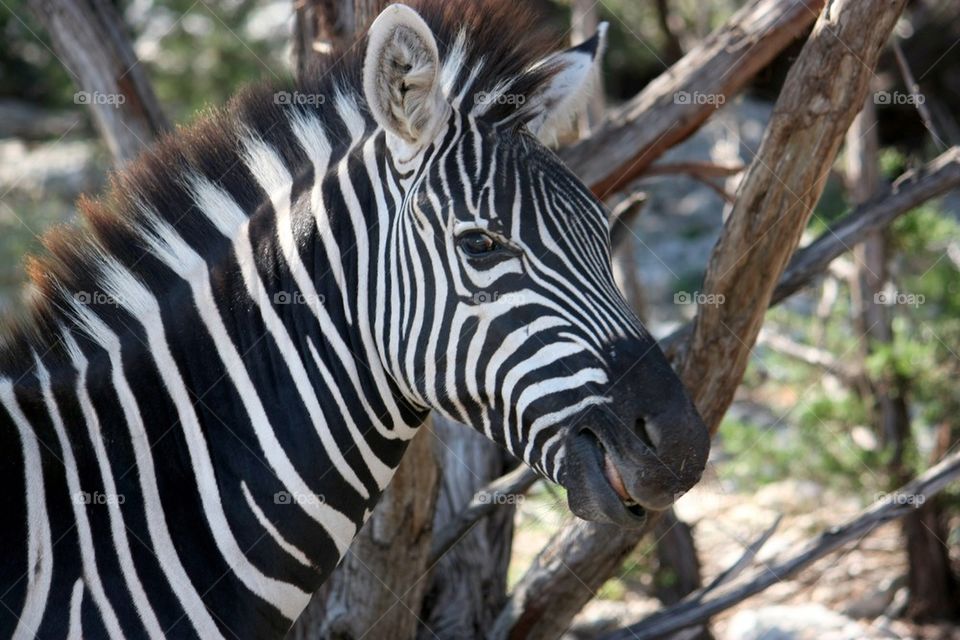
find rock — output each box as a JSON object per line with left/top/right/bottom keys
{"left": 842, "top": 576, "right": 905, "bottom": 619}
{"left": 725, "top": 604, "right": 879, "bottom": 640}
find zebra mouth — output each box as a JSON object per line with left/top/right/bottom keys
{"left": 582, "top": 430, "right": 647, "bottom": 522}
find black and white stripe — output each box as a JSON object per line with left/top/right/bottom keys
{"left": 0, "top": 1, "right": 710, "bottom": 638}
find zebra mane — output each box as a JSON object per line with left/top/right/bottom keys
{"left": 0, "top": 0, "right": 561, "bottom": 376}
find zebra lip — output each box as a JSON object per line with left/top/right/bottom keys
{"left": 594, "top": 440, "right": 646, "bottom": 519}
{"left": 603, "top": 454, "right": 633, "bottom": 504}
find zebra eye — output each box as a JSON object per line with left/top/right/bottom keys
{"left": 457, "top": 231, "right": 498, "bottom": 256}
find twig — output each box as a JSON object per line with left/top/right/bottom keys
{"left": 695, "top": 515, "right": 782, "bottom": 599}
{"left": 601, "top": 450, "right": 960, "bottom": 639}
{"left": 661, "top": 146, "right": 960, "bottom": 359}
{"left": 428, "top": 465, "right": 539, "bottom": 567}
{"left": 643, "top": 161, "right": 745, "bottom": 180}
{"left": 891, "top": 39, "right": 945, "bottom": 150}
{"left": 758, "top": 331, "right": 861, "bottom": 383}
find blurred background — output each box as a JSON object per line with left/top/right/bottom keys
{"left": 1, "top": 0, "right": 958, "bottom": 638}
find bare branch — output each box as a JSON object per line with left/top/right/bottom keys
{"left": 758, "top": 331, "right": 861, "bottom": 383}
{"left": 771, "top": 147, "right": 960, "bottom": 305}
{"left": 601, "top": 450, "right": 960, "bottom": 640}
{"left": 891, "top": 39, "right": 945, "bottom": 149}
{"left": 562, "top": 0, "right": 827, "bottom": 195}
{"left": 427, "top": 465, "right": 539, "bottom": 567}
{"left": 696, "top": 515, "right": 781, "bottom": 598}
{"left": 677, "top": 0, "right": 908, "bottom": 433}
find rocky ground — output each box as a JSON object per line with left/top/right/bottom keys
{"left": 510, "top": 474, "right": 960, "bottom": 640}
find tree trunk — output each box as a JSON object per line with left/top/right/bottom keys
{"left": 845, "top": 93, "right": 957, "bottom": 621}
{"left": 288, "top": 421, "right": 441, "bottom": 640}
{"left": 417, "top": 417, "right": 518, "bottom": 639}
{"left": 27, "top": 0, "right": 168, "bottom": 165}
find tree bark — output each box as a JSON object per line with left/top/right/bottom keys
{"left": 418, "top": 417, "right": 518, "bottom": 639}
{"left": 288, "top": 421, "right": 441, "bottom": 640}
{"left": 494, "top": 0, "right": 908, "bottom": 635}
{"left": 561, "top": 0, "right": 826, "bottom": 196}
{"left": 678, "top": 0, "right": 908, "bottom": 434}
{"left": 27, "top": 0, "right": 168, "bottom": 165}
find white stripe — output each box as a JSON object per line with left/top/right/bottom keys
{"left": 190, "top": 177, "right": 371, "bottom": 504}
{"left": 67, "top": 579, "right": 84, "bottom": 640}
{"left": 524, "top": 395, "right": 608, "bottom": 465}
{"left": 61, "top": 331, "right": 164, "bottom": 640}
{"left": 137, "top": 212, "right": 357, "bottom": 557}
{"left": 34, "top": 352, "right": 126, "bottom": 640}
{"left": 240, "top": 482, "right": 313, "bottom": 569}
{"left": 306, "top": 338, "right": 394, "bottom": 489}
{"left": 290, "top": 115, "right": 420, "bottom": 436}
{"left": 1, "top": 379, "right": 53, "bottom": 640}
{"left": 98, "top": 259, "right": 311, "bottom": 620}
{"left": 333, "top": 127, "right": 419, "bottom": 437}
{"left": 68, "top": 302, "right": 225, "bottom": 640}
{"left": 515, "top": 369, "right": 607, "bottom": 455}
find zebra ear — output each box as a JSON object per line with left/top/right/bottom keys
{"left": 525, "top": 23, "right": 608, "bottom": 143}
{"left": 363, "top": 4, "right": 448, "bottom": 148}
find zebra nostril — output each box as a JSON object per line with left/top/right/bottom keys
{"left": 636, "top": 417, "right": 659, "bottom": 452}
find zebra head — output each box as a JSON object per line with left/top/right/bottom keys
{"left": 362, "top": 4, "right": 710, "bottom": 526}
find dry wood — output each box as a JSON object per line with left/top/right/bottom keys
{"left": 678, "top": 0, "right": 909, "bottom": 434}
{"left": 601, "top": 449, "right": 960, "bottom": 639}
{"left": 419, "top": 418, "right": 519, "bottom": 637}
{"left": 428, "top": 464, "right": 538, "bottom": 567}
{"left": 289, "top": 422, "right": 441, "bottom": 639}
{"left": 494, "top": 0, "right": 909, "bottom": 635}
{"left": 561, "top": 0, "right": 826, "bottom": 195}
{"left": 28, "top": 0, "right": 168, "bottom": 165}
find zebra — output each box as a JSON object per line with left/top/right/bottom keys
{"left": 0, "top": 1, "right": 710, "bottom": 638}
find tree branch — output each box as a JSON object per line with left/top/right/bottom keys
{"left": 677, "top": 0, "right": 908, "bottom": 433}
{"left": 601, "top": 449, "right": 960, "bottom": 639}
{"left": 427, "top": 465, "right": 538, "bottom": 567}
{"left": 562, "top": 0, "right": 826, "bottom": 195}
